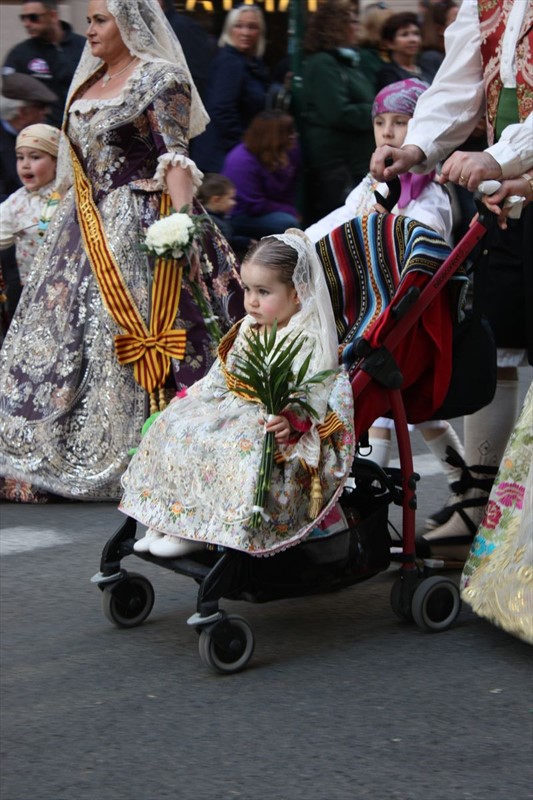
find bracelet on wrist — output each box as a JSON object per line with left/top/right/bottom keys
{"left": 520, "top": 173, "right": 533, "bottom": 200}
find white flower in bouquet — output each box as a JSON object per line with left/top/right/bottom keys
{"left": 144, "top": 211, "right": 197, "bottom": 259}
{"left": 142, "top": 205, "right": 222, "bottom": 345}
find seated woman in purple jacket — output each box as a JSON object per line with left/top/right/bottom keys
{"left": 222, "top": 110, "right": 302, "bottom": 239}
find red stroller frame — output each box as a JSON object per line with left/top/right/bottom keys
{"left": 344, "top": 209, "right": 491, "bottom": 628}
{"left": 92, "top": 204, "right": 492, "bottom": 674}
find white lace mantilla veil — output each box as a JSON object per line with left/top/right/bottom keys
{"left": 272, "top": 229, "right": 339, "bottom": 374}
{"left": 55, "top": 0, "right": 209, "bottom": 192}
{"left": 262, "top": 229, "right": 341, "bottom": 467}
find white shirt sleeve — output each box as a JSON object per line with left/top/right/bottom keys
{"left": 404, "top": 0, "right": 485, "bottom": 170}
{"left": 486, "top": 113, "right": 533, "bottom": 177}
{"left": 404, "top": 0, "right": 533, "bottom": 176}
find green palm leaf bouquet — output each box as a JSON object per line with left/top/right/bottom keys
{"left": 231, "top": 321, "right": 336, "bottom": 528}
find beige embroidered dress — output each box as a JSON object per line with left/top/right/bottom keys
{"left": 461, "top": 383, "right": 533, "bottom": 644}
{"left": 120, "top": 317, "right": 355, "bottom": 556}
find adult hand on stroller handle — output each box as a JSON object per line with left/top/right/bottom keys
{"left": 477, "top": 178, "right": 529, "bottom": 229}
{"left": 374, "top": 158, "right": 402, "bottom": 212}
{"left": 370, "top": 145, "right": 425, "bottom": 181}
{"left": 437, "top": 150, "right": 503, "bottom": 192}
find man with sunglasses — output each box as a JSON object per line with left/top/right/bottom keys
{"left": 2, "top": 1, "right": 85, "bottom": 127}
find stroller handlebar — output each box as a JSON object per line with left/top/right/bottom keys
{"left": 477, "top": 180, "right": 526, "bottom": 220}
{"left": 374, "top": 171, "right": 525, "bottom": 221}
{"left": 374, "top": 157, "right": 402, "bottom": 213}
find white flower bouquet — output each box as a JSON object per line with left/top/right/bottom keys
{"left": 142, "top": 207, "right": 203, "bottom": 261}
{"left": 142, "top": 205, "right": 222, "bottom": 344}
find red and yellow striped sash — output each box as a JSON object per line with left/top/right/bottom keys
{"left": 70, "top": 145, "right": 186, "bottom": 394}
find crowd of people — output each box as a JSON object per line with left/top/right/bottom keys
{"left": 0, "top": 0, "right": 531, "bottom": 644}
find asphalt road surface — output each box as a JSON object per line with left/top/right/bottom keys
{"left": 1, "top": 374, "right": 531, "bottom": 800}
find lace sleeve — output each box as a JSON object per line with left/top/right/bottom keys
{"left": 153, "top": 153, "right": 203, "bottom": 192}
{"left": 0, "top": 196, "right": 16, "bottom": 249}
{"left": 146, "top": 71, "right": 203, "bottom": 191}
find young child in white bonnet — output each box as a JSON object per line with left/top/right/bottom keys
{"left": 0, "top": 123, "right": 61, "bottom": 286}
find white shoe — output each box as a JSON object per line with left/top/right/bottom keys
{"left": 133, "top": 528, "right": 163, "bottom": 553}
{"left": 149, "top": 534, "right": 205, "bottom": 558}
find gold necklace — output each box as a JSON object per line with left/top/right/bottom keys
{"left": 102, "top": 57, "right": 137, "bottom": 86}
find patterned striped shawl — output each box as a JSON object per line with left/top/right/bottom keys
{"left": 316, "top": 213, "right": 467, "bottom": 431}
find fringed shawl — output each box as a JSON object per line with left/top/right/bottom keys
{"left": 316, "top": 213, "right": 455, "bottom": 342}
{"left": 316, "top": 213, "right": 467, "bottom": 433}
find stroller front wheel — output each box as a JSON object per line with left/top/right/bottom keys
{"left": 198, "top": 615, "right": 255, "bottom": 674}
{"left": 411, "top": 576, "right": 461, "bottom": 632}
{"left": 102, "top": 573, "right": 155, "bottom": 628}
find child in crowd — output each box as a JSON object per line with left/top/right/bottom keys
{"left": 0, "top": 123, "right": 60, "bottom": 502}
{"left": 307, "top": 78, "right": 463, "bottom": 531}
{"left": 197, "top": 173, "right": 253, "bottom": 259}
{"left": 120, "top": 230, "right": 355, "bottom": 558}
{"left": 0, "top": 124, "right": 61, "bottom": 286}
{"left": 306, "top": 78, "right": 452, "bottom": 244}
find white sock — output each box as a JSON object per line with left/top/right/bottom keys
{"left": 361, "top": 436, "right": 392, "bottom": 468}
{"left": 455, "top": 377, "right": 519, "bottom": 529}
{"left": 422, "top": 380, "right": 519, "bottom": 537}
{"left": 464, "top": 378, "right": 519, "bottom": 468}
{"left": 424, "top": 423, "right": 465, "bottom": 486}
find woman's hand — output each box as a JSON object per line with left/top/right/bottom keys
{"left": 165, "top": 164, "right": 201, "bottom": 278}
{"left": 481, "top": 175, "right": 533, "bottom": 230}
{"left": 261, "top": 414, "right": 292, "bottom": 443}
{"left": 187, "top": 241, "right": 201, "bottom": 281}
{"left": 437, "top": 151, "right": 503, "bottom": 192}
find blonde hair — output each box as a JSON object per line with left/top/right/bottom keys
{"left": 359, "top": 3, "right": 394, "bottom": 48}
{"left": 218, "top": 4, "right": 266, "bottom": 58}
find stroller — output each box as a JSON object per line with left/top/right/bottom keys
{"left": 92, "top": 187, "right": 497, "bottom": 675}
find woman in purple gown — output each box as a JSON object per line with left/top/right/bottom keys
{"left": 0, "top": 0, "right": 243, "bottom": 501}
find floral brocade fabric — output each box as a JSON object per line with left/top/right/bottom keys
{"left": 119, "top": 321, "right": 355, "bottom": 556}
{"left": 0, "top": 62, "right": 243, "bottom": 500}
{"left": 461, "top": 383, "right": 533, "bottom": 644}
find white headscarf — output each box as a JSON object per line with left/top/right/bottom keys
{"left": 56, "top": 0, "right": 208, "bottom": 191}
{"left": 68, "top": 0, "right": 208, "bottom": 137}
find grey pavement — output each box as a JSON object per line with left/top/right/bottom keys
{"left": 1, "top": 373, "right": 532, "bottom": 800}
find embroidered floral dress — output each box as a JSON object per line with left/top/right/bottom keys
{"left": 0, "top": 61, "right": 243, "bottom": 500}
{"left": 0, "top": 181, "right": 57, "bottom": 285}
{"left": 120, "top": 318, "right": 355, "bottom": 556}
{"left": 461, "top": 383, "right": 533, "bottom": 644}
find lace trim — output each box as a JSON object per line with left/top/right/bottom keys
{"left": 69, "top": 60, "right": 146, "bottom": 113}
{"left": 153, "top": 153, "right": 204, "bottom": 193}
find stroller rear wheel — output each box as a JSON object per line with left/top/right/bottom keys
{"left": 411, "top": 576, "right": 461, "bottom": 632}
{"left": 102, "top": 573, "right": 155, "bottom": 628}
{"left": 198, "top": 615, "right": 255, "bottom": 674}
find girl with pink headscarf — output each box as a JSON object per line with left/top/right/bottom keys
{"left": 306, "top": 78, "right": 463, "bottom": 533}
{"left": 306, "top": 78, "right": 453, "bottom": 243}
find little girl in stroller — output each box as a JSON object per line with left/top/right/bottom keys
{"left": 119, "top": 229, "right": 355, "bottom": 558}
